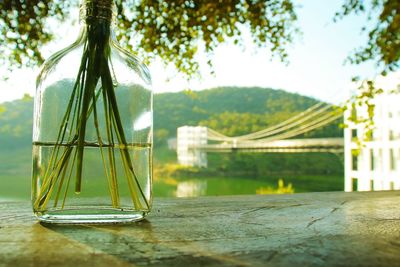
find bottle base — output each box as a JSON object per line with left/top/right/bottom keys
{"left": 34, "top": 208, "right": 148, "bottom": 224}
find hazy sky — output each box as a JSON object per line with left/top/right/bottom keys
{"left": 0, "top": 0, "right": 379, "bottom": 103}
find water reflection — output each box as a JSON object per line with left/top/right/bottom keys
{"left": 0, "top": 175, "right": 296, "bottom": 200}
{"left": 175, "top": 180, "right": 207, "bottom": 197}
{"left": 153, "top": 177, "right": 293, "bottom": 198}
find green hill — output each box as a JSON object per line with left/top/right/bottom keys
{"left": 0, "top": 94, "right": 33, "bottom": 150}
{"left": 0, "top": 87, "right": 343, "bottom": 179}
{"left": 154, "top": 86, "right": 341, "bottom": 138}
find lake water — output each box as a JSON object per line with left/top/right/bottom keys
{"left": 153, "top": 176, "right": 290, "bottom": 197}
{"left": 0, "top": 174, "right": 342, "bottom": 200}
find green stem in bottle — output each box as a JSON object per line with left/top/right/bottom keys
{"left": 75, "top": 22, "right": 105, "bottom": 193}
{"left": 101, "top": 59, "right": 150, "bottom": 210}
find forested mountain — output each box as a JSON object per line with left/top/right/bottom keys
{"left": 0, "top": 87, "right": 341, "bottom": 149}
{"left": 154, "top": 87, "right": 341, "bottom": 143}
{"left": 0, "top": 87, "right": 343, "bottom": 177}
{"left": 0, "top": 94, "right": 33, "bottom": 150}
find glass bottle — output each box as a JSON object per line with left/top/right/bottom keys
{"left": 32, "top": 0, "right": 152, "bottom": 223}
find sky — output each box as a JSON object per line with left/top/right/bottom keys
{"left": 0, "top": 0, "right": 380, "bottom": 104}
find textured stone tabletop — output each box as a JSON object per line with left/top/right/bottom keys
{"left": 1, "top": 191, "right": 400, "bottom": 266}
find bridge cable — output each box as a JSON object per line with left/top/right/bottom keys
{"left": 206, "top": 102, "right": 327, "bottom": 141}
{"left": 207, "top": 104, "right": 339, "bottom": 142}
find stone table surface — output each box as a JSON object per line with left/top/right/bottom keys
{"left": 1, "top": 191, "right": 400, "bottom": 267}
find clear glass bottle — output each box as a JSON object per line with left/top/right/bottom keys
{"left": 32, "top": 0, "right": 152, "bottom": 223}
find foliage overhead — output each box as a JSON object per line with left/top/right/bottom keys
{"left": 0, "top": 0, "right": 298, "bottom": 77}
{"left": 336, "top": 0, "right": 400, "bottom": 74}
{"left": 0, "top": 1, "right": 74, "bottom": 69}
{"left": 333, "top": 0, "right": 400, "bottom": 145}
{"left": 340, "top": 79, "right": 383, "bottom": 147}
{"left": 1, "top": 1, "right": 400, "bottom": 77}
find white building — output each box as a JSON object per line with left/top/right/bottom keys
{"left": 344, "top": 88, "right": 400, "bottom": 192}
{"left": 177, "top": 126, "right": 208, "bottom": 167}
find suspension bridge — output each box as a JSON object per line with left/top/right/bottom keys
{"left": 177, "top": 102, "right": 344, "bottom": 167}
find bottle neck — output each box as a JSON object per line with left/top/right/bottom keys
{"left": 77, "top": 0, "right": 117, "bottom": 47}
{"left": 80, "top": 0, "right": 116, "bottom": 25}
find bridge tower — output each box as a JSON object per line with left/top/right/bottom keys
{"left": 177, "top": 126, "right": 208, "bottom": 167}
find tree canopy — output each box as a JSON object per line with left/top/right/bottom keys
{"left": 0, "top": 0, "right": 297, "bottom": 77}
{"left": 336, "top": 0, "right": 400, "bottom": 74}
{"left": 333, "top": 0, "right": 400, "bottom": 142}
{"left": 1, "top": 0, "right": 399, "bottom": 78}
